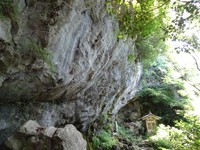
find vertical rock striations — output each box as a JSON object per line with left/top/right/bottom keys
{"left": 0, "top": 0, "right": 142, "bottom": 144}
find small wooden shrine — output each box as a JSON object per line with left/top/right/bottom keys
{"left": 141, "top": 112, "right": 161, "bottom": 133}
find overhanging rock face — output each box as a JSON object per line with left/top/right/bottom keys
{"left": 0, "top": 0, "right": 142, "bottom": 144}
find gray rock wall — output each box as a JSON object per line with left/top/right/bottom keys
{"left": 0, "top": 0, "right": 142, "bottom": 144}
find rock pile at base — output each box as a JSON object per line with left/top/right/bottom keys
{"left": 4, "top": 120, "right": 87, "bottom": 150}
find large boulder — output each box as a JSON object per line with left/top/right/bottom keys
{"left": 4, "top": 120, "right": 87, "bottom": 150}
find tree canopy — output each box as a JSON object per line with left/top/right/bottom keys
{"left": 106, "top": 1, "right": 200, "bottom": 149}
{"left": 107, "top": 0, "right": 200, "bottom": 67}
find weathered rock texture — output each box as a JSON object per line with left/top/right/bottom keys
{"left": 0, "top": 0, "right": 142, "bottom": 144}
{"left": 3, "top": 120, "right": 87, "bottom": 150}
{"left": 116, "top": 100, "right": 144, "bottom": 134}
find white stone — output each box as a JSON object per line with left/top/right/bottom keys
{"left": 0, "top": 20, "right": 12, "bottom": 42}
{"left": 57, "top": 124, "right": 87, "bottom": 150}
{"left": 19, "top": 120, "right": 41, "bottom": 135}
{"left": 44, "top": 126, "right": 57, "bottom": 138}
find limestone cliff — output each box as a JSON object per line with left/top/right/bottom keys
{"left": 0, "top": 0, "right": 142, "bottom": 144}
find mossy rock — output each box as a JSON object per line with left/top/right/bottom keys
{"left": 129, "top": 112, "right": 139, "bottom": 122}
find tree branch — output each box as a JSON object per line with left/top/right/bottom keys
{"left": 188, "top": 52, "right": 200, "bottom": 72}
{"left": 173, "top": 65, "right": 200, "bottom": 92}
{"left": 143, "top": 2, "right": 169, "bottom": 14}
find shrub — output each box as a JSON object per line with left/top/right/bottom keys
{"left": 118, "top": 124, "right": 143, "bottom": 145}
{"left": 150, "top": 115, "right": 200, "bottom": 150}
{"left": 170, "top": 115, "right": 200, "bottom": 150}
{"left": 149, "top": 124, "right": 172, "bottom": 149}
{"left": 137, "top": 84, "right": 187, "bottom": 126}
{"left": 0, "top": 0, "right": 18, "bottom": 20}
{"left": 92, "top": 129, "right": 118, "bottom": 150}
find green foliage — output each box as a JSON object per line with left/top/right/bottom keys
{"left": 138, "top": 84, "right": 187, "bottom": 126}
{"left": 106, "top": 0, "right": 169, "bottom": 66}
{"left": 154, "top": 140, "right": 172, "bottom": 150}
{"left": 128, "top": 54, "right": 135, "bottom": 63}
{"left": 90, "top": 114, "right": 142, "bottom": 149}
{"left": 165, "top": 0, "right": 200, "bottom": 40}
{"left": 92, "top": 129, "right": 118, "bottom": 150}
{"left": 170, "top": 115, "right": 200, "bottom": 150}
{"left": 118, "top": 124, "right": 143, "bottom": 144}
{"left": 28, "top": 41, "right": 55, "bottom": 71}
{"left": 138, "top": 57, "right": 188, "bottom": 126}
{"left": 149, "top": 124, "right": 173, "bottom": 150}
{"left": 89, "top": 114, "right": 118, "bottom": 150}
{"left": 136, "top": 32, "right": 167, "bottom": 67}
{"left": 0, "top": 0, "right": 18, "bottom": 20}
{"left": 150, "top": 115, "right": 200, "bottom": 150}
{"left": 174, "top": 34, "right": 200, "bottom": 54}
{"left": 118, "top": 125, "right": 133, "bottom": 142}
{"left": 107, "top": 0, "right": 169, "bottom": 38}
{"left": 91, "top": 123, "right": 143, "bottom": 150}
{"left": 92, "top": 136, "right": 101, "bottom": 149}
{"left": 144, "top": 57, "right": 171, "bottom": 83}
{"left": 29, "top": 42, "right": 51, "bottom": 63}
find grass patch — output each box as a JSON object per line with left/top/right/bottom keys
{"left": 92, "top": 129, "right": 118, "bottom": 150}
{"left": 128, "top": 54, "right": 135, "bottom": 63}
{"left": 118, "top": 124, "right": 143, "bottom": 144}
{"left": 0, "top": 0, "right": 19, "bottom": 20}
{"left": 28, "top": 40, "right": 55, "bottom": 73}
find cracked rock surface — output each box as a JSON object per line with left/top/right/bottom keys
{"left": 0, "top": 0, "right": 142, "bottom": 144}
{"left": 3, "top": 120, "right": 87, "bottom": 150}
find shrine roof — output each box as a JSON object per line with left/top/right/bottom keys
{"left": 141, "top": 112, "right": 161, "bottom": 120}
